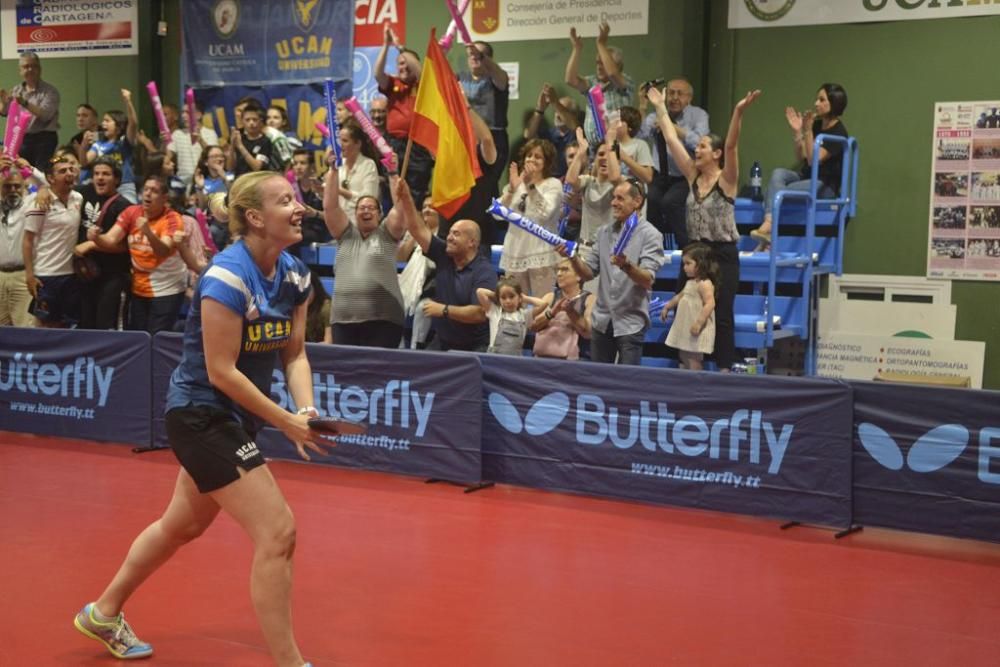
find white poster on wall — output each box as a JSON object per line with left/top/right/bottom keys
{"left": 729, "top": 0, "right": 1000, "bottom": 30}
{"left": 926, "top": 101, "right": 1000, "bottom": 282}
{"left": 462, "top": 0, "right": 648, "bottom": 42}
{"left": 0, "top": 0, "right": 138, "bottom": 59}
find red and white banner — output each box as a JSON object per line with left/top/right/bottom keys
{"left": 1, "top": 0, "right": 138, "bottom": 59}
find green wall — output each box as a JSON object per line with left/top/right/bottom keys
{"left": 707, "top": 4, "right": 1000, "bottom": 388}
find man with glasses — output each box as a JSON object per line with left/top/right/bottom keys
{"left": 639, "top": 78, "right": 710, "bottom": 247}
{"left": 564, "top": 180, "right": 664, "bottom": 365}
{"left": 0, "top": 51, "right": 61, "bottom": 169}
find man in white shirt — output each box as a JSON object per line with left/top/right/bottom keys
{"left": 164, "top": 102, "right": 219, "bottom": 186}
{"left": 0, "top": 165, "right": 34, "bottom": 327}
{"left": 23, "top": 155, "right": 83, "bottom": 327}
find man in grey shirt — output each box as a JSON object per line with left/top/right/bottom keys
{"left": 324, "top": 174, "right": 406, "bottom": 348}
{"left": 566, "top": 180, "right": 664, "bottom": 365}
{"left": 0, "top": 51, "right": 60, "bottom": 169}
{"left": 639, "top": 78, "right": 709, "bottom": 247}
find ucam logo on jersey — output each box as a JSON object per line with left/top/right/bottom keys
{"left": 851, "top": 381, "right": 1000, "bottom": 544}
{"left": 480, "top": 355, "right": 854, "bottom": 528}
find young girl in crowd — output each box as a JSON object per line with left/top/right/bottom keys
{"left": 265, "top": 104, "right": 300, "bottom": 170}
{"left": 476, "top": 277, "right": 546, "bottom": 355}
{"left": 660, "top": 243, "right": 717, "bottom": 370}
{"left": 84, "top": 89, "right": 139, "bottom": 202}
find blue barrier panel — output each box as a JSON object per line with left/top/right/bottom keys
{"left": 152, "top": 332, "right": 184, "bottom": 449}
{"left": 481, "top": 355, "right": 853, "bottom": 527}
{"left": 152, "top": 335, "right": 483, "bottom": 483}
{"left": 851, "top": 381, "right": 1000, "bottom": 543}
{"left": 0, "top": 327, "right": 151, "bottom": 447}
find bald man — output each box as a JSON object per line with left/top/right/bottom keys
{"left": 396, "top": 179, "right": 495, "bottom": 352}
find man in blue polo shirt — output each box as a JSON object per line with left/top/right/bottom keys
{"left": 395, "top": 180, "right": 495, "bottom": 351}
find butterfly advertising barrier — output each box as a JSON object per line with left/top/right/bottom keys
{"left": 851, "top": 381, "right": 1000, "bottom": 543}
{"left": 480, "top": 355, "right": 854, "bottom": 529}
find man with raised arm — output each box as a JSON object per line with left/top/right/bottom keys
{"left": 375, "top": 22, "right": 433, "bottom": 207}
{"left": 564, "top": 22, "right": 635, "bottom": 146}
{"left": 395, "top": 178, "right": 495, "bottom": 352}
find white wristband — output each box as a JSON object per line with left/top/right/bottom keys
{"left": 297, "top": 406, "right": 318, "bottom": 416}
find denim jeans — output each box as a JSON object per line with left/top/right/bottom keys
{"left": 764, "top": 168, "right": 834, "bottom": 215}
{"left": 590, "top": 321, "right": 644, "bottom": 365}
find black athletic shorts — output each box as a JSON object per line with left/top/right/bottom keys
{"left": 165, "top": 405, "right": 266, "bottom": 493}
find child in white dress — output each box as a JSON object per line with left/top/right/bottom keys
{"left": 660, "top": 243, "right": 717, "bottom": 370}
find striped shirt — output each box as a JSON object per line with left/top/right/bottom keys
{"left": 330, "top": 222, "right": 405, "bottom": 326}
{"left": 166, "top": 240, "right": 311, "bottom": 432}
{"left": 115, "top": 204, "right": 187, "bottom": 298}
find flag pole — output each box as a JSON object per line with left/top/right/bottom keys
{"left": 400, "top": 136, "right": 414, "bottom": 180}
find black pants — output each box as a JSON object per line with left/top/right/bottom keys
{"left": 21, "top": 131, "right": 59, "bottom": 171}
{"left": 129, "top": 292, "right": 185, "bottom": 335}
{"left": 679, "top": 241, "right": 739, "bottom": 370}
{"left": 331, "top": 320, "right": 403, "bottom": 348}
{"left": 647, "top": 175, "right": 690, "bottom": 249}
{"left": 388, "top": 135, "right": 433, "bottom": 207}
{"left": 79, "top": 271, "right": 129, "bottom": 330}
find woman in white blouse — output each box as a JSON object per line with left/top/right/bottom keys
{"left": 499, "top": 138, "right": 563, "bottom": 296}
{"left": 337, "top": 121, "right": 380, "bottom": 224}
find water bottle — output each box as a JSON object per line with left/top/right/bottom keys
{"left": 750, "top": 161, "right": 763, "bottom": 201}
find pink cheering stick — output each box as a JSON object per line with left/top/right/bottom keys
{"left": 444, "top": 0, "right": 473, "bottom": 47}
{"left": 185, "top": 88, "right": 198, "bottom": 142}
{"left": 3, "top": 99, "right": 21, "bottom": 152}
{"left": 286, "top": 168, "right": 304, "bottom": 204}
{"left": 2, "top": 101, "right": 34, "bottom": 178}
{"left": 343, "top": 97, "right": 397, "bottom": 172}
{"left": 587, "top": 84, "right": 607, "bottom": 142}
{"left": 194, "top": 208, "right": 219, "bottom": 254}
{"left": 146, "top": 81, "right": 172, "bottom": 144}
{"left": 438, "top": 0, "right": 470, "bottom": 51}
{"left": 315, "top": 121, "right": 330, "bottom": 140}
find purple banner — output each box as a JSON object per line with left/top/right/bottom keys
{"left": 852, "top": 381, "right": 1000, "bottom": 543}
{"left": 481, "top": 355, "right": 854, "bottom": 527}
{"left": 0, "top": 328, "right": 151, "bottom": 447}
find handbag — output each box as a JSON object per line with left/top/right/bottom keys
{"left": 72, "top": 254, "right": 101, "bottom": 282}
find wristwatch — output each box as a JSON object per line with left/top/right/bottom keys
{"left": 442, "top": 304, "right": 450, "bottom": 319}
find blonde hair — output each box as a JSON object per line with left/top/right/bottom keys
{"left": 226, "top": 171, "right": 285, "bottom": 237}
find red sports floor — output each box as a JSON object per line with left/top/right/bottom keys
{"left": 2, "top": 431, "right": 1000, "bottom": 666}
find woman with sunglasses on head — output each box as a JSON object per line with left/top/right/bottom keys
{"left": 647, "top": 86, "right": 761, "bottom": 372}
{"left": 499, "top": 137, "right": 563, "bottom": 296}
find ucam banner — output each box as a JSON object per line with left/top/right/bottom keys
{"left": 0, "top": 328, "right": 151, "bottom": 447}
{"left": 153, "top": 334, "right": 483, "bottom": 484}
{"left": 852, "top": 381, "right": 1000, "bottom": 543}
{"left": 481, "top": 355, "right": 854, "bottom": 528}
{"left": 0, "top": 0, "right": 138, "bottom": 59}
{"left": 730, "top": 0, "right": 1000, "bottom": 29}
{"left": 182, "top": 0, "right": 354, "bottom": 86}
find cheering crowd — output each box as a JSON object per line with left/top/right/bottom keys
{"left": 0, "top": 22, "right": 849, "bottom": 369}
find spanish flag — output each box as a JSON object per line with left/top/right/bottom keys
{"left": 411, "top": 29, "right": 482, "bottom": 218}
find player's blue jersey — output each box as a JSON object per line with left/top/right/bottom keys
{"left": 166, "top": 240, "right": 311, "bottom": 433}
